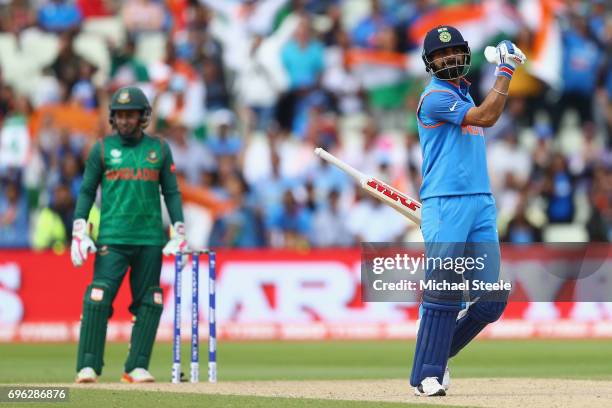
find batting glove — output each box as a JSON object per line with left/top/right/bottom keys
{"left": 71, "top": 219, "right": 97, "bottom": 267}
{"left": 484, "top": 40, "right": 526, "bottom": 79}
{"left": 163, "top": 222, "right": 190, "bottom": 263}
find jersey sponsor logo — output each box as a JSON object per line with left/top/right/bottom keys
{"left": 450, "top": 101, "right": 458, "bottom": 111}
{"left": 146, "top": 150, "right": 159, "bottom": 164}
{"left": 461, "top": 125, "right": 484, "bottom": 136}
{"left": 98, "top": 245, "right": 109, "bottom": 256}
{"left": 105, "top": 168, "right": 160, "bottom": 181}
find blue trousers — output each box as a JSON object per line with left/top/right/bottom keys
{"left": 411, "top": 194, "right": 504, "bottom": 386}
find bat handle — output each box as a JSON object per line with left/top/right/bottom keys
{"left": 314, "top": 147, "right": 366, "bottom": 181}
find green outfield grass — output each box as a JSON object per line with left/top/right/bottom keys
{"left": 0, "top": 340, "right": 610, "bottom": 407}
{"left": 3, "top": 389, "right": 450, "bottom": 408}
{"left": 1, "top": 340, "right": 611, "bottom": 383}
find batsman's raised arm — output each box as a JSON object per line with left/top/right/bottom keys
{"left": 462, "top": 41, "right": 527, "bottom": 128}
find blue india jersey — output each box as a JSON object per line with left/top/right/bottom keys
{"left": 417, "top": 77, "right": 491, "bottom": 199}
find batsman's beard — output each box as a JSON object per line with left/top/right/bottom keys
{"left": 431, "top": 52, "right": 470, "bottom": 80}
{"left": 117, "top": 124, "right": 141, "bottom": 141}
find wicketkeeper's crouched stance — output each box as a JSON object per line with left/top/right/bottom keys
{"left": 412, "top": 26, "right": 526, "bottom": 396}
{"left": 72, "top": 87, "right": 188, "bottom": 383}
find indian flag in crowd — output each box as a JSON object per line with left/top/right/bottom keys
{"left": 407, "top": 0, "right": 518, "bottom": 71}
{"left": 346, "top": 0, "right": 562, "bottom": 90}
{"left": 408, "top": 0, "right": 563, "bottom": 88}
{"left": 517, "top": 0, "right": 563, "bottom": 89}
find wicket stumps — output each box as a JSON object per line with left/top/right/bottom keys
{"left": 172, "top": 250, "right": 217, "bottom": 384}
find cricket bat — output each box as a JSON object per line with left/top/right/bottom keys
{"left": 314, "top": 147, "right": 422, "bottom": 225}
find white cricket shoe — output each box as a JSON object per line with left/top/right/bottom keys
{"left": 75, "top": 367, "right": 97, "bottom": 383}
{"left": 442, "top": 365, "right": 450, "bottom": 391}
{"left": 414, "top": 377, "right": 446, "bottom": 397}
{"left": 121, "top": 368, "right": 155, "bottom": 383}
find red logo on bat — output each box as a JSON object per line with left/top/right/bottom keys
{"left": 366, "top": 179, "right": 421, "bottom": 211}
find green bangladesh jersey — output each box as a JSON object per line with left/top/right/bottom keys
{"left": 74, "top": 133, "right": 184, "bottom": 245}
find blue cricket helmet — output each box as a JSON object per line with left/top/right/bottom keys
{"left": 421, "top": 25, "right": 471, "bottom": 80}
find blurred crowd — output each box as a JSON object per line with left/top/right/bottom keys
{"left": 0, "top": 0, "right": 611, "bottom": 250}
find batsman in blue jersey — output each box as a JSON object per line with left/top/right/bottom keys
{"left": 411, "top": 26, "right": 526, "bottom": 396}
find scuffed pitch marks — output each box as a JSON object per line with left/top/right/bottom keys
{"left": 55, "top": 378, "right": 612, "bottom": 408}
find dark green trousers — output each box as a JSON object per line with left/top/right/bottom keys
{"left": 91, "top": 244, "right": 163, "bottom": 315}
{"left": 76, "top": 245, "right": 164, "bottom": 375}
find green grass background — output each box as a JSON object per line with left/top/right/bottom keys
{"left": 0, "top": 340, "right": 610, "bottom": 407}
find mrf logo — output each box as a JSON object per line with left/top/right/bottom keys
{"left": 366, "top": 179, "right": 421, "bottom": 212}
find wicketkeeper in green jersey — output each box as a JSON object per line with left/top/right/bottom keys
{"left": 71, "top": 86, "right": 188, "bottom": 383}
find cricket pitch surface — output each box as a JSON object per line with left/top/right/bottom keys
{"left": 65, "top": 378, "right": 612, "bottom": 408}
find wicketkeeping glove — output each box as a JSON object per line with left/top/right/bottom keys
{"left": 163, "top": 222, "right": 189, "bottom": 263}
{"left": 484, "top": 40, "right": 526, "bottom": 79}
{"left": 71, "top": 219, "right": 97, "bottom": 267}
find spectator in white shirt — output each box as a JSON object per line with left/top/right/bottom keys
{"left": 346, "top": 193, "right": 408, "bottom": 242}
